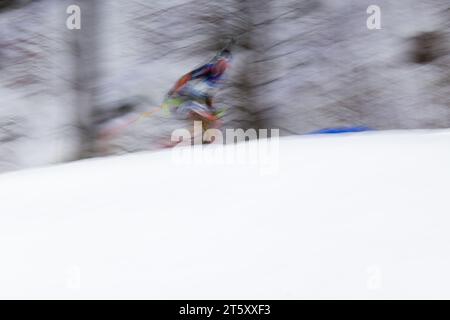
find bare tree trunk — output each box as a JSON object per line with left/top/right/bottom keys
{"left": 70, "top": 0, "right": 100, "bottom": 159}
{"left": 230, "top": 0, "right": 274, "bottom": 134}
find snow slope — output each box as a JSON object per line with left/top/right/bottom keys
{"left": 1, "top": 130, "right": 450, "bottom": 299}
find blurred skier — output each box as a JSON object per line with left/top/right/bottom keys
{"left": 97, "top": 47, "right": 233, "bottom": 148}
{"left": 164, "top": 48, "right": 232, "bottom": 124}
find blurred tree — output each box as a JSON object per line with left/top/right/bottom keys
{"left": 69, "top": 0, "right": 101, "bottom": 159}
{"left": 0, "top": 0, "right": 33, "bottom": 12}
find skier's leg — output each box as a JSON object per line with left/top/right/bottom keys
{"left": 186, "top": 101, "right": 217, "bottom": 121}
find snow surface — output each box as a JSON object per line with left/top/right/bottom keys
{"left": 1, "top": 130, "right": 450, "bottom": 299}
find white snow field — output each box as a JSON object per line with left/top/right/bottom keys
{"left": 1, "top": 129, "right": 450, "bottom": 299}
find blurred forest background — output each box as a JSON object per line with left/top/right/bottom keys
{"left": 0, "top": 0, "right": 449, "bottom": 173}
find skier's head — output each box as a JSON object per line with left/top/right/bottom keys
{"left": 219, "top": 49, "right": 232, "bottom": 60}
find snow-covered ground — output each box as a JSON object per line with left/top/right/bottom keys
{"left": 1, "top": 129, "right": 450, "bottom": 299}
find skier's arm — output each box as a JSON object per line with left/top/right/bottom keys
{"left": 171, "top": 74, "right": 191, "bottom": 94}
{"left": 189, "top": 64, "right": 211, "bottom": 80}
{"left": 170, "top": 64, "right": 211, "bottom": 95}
